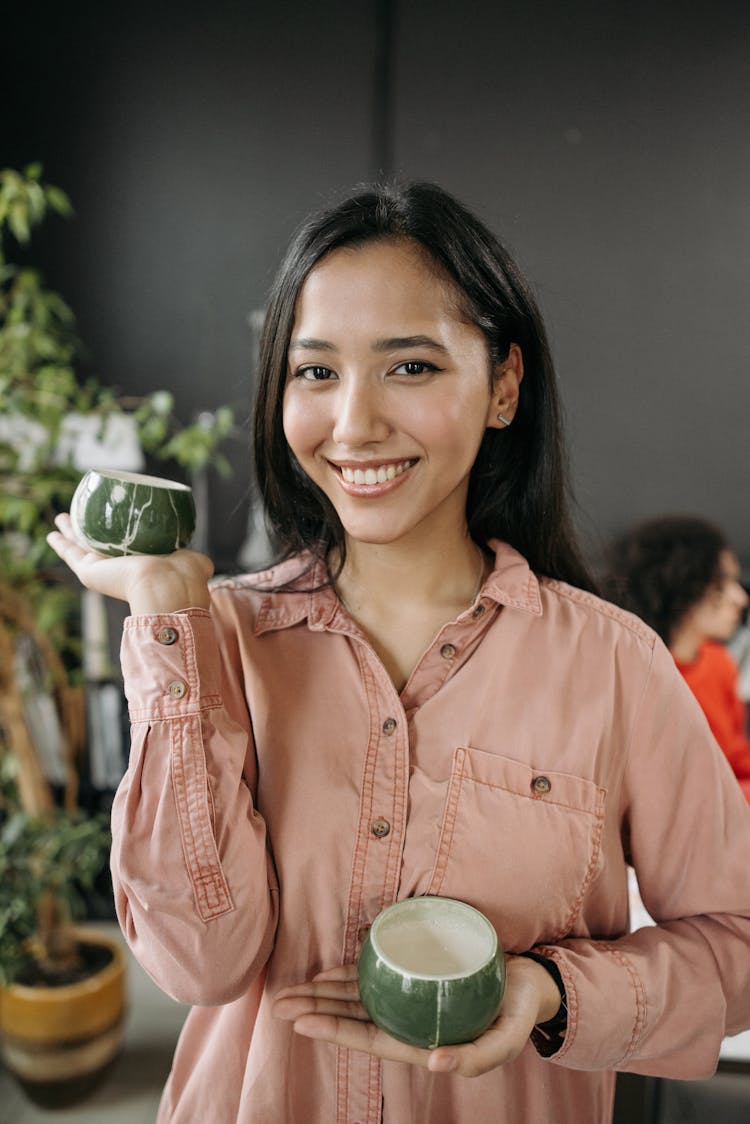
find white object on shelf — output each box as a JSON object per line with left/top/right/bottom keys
{"left": 54, "top": 411, "right": 145, "bottom": 472}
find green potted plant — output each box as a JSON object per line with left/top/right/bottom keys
{"left": 0, "top": 164, "right": 236, "bottom": 1104}
{"left": 0, "top": 752, "right": 121, "bottom": 1107}
{"left": 0, "top": 163, "right": 235, "bottom": 671}
{"left": 0, "top": 577, "right": 125, "bottom": 1106}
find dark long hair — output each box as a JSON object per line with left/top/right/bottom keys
{"left": 253, "top": 180, "right": 597, "bottom": 592}
{"left": 605, "top": 516, "right": 728, "bottom": 645}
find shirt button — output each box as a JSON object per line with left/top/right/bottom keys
{"left": 472, "top": 604, "right": 486, "bottom": 619}
{"left": 157, "top": 626, "right": 178, "bottom": 645}
{"left": 532, "top": 775, "right": 552, "bottom": 795}
{"left": 382, "top": 717, "right": 397, "bottom": 735}
{"left": 371, "top": 817, "right": 391, "bottom": 838}
{"left": 440, "top": 643, "right": 457, "bottom": 660}
{"left": 167, "top": 679, "right": 188, "bottom": 699}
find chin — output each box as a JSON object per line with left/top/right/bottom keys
{"left": 342, "top": 529, "right": 406, "bottom": 546}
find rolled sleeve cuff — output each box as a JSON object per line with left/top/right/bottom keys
{"left": 121, "top": 609, "right": 222, "bottom": 721}
{"left": 533, "top": 943, "right": 645, "bottom": 1070}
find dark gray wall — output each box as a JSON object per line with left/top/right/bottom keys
{"left": 4, "top": 1, "right": 380, "bottom": 567}
{"left": 4, "top": 0, "right": 749, "bottom": 570}
{"left": 392, "top": 0, "right": 750, "bottom": 568}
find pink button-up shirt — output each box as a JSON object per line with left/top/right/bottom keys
{"left": 111, "top": 541, "right": 750, "bottom": 1124}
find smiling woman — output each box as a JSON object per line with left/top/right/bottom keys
{"left": 46, "top": 181, "right": 750, "bottom": 1124}
{"left": 281, "top": 238, "right": 519, "bottom": 571}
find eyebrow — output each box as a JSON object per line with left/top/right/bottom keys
{"left": 288, "top": 335, "right": 449, "bottom": 354}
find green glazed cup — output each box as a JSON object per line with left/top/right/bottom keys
{"left": 70, "top": 469, "right": 196, "bottom": 557}
{"left": 357, "top": 896, "right": 505, "bottom": 1049}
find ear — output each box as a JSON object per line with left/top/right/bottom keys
{"left": 486, "top": 343, "right": 524, "bottom": 429}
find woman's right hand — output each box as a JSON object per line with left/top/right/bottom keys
{"left": 47, "top": 513, "right": 215, "bottom": 614}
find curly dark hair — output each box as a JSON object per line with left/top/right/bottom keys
{"left": 605, "top": 516, "right": 728, "bottom": 645}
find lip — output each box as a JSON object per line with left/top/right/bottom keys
{"left": 327, "top": 457, "right": 418, "bottom": 497}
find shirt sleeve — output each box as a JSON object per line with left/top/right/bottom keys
{"left": 534, "top": 638, "right": 750, "bottom": 1078}
{"left": 110, "top": 607, "right": 279, "bottom": 1007}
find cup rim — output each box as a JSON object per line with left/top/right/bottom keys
{"left": 82, "top": 469, "right": 192, "bottom": 492}
{"left": 367, "top": 896, "right": 499, "bottom": 981}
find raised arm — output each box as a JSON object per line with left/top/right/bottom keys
{"left": 47, "top": 515, "right": 280, "bottom": 1006}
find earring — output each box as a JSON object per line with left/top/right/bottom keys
{"left": 497, "top": 414, "right": 512, "bottom": 426}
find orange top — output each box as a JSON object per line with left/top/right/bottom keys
{"left": 675, "top": 640, "right": 750, "bottom": 800}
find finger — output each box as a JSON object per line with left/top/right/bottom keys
{"left": 274, "top": 974, "right": 364, "bottom": 1021}
{"left": 46, "top": 529, "right": 96, "bottom": 567}
{"left": 54, "top": 512, "right": 76, "bottom": 536}
{"left": 290, "top": 1007, "right": 528, "bottom": 1077}
{"left": 274, "top": 994, "right": 369, "bottom": 1022}
{"left": 311, "top": 963, "right": 359, "bottom": 983}
{"left": 274, "top": 977, "right": 361, "bottom": 1004}
{"left": 52, "top": 512, "right": 93, "bottom": 551}
{"left": 292, "top": 1013, "right": 434, "bottom": 1070}
{"left": 429, "top": 1011, "right": 536, "bottom": 1078}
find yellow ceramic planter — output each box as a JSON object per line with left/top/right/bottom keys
{"left": 0, "top": 927, "right": 127, "bottom": 1106}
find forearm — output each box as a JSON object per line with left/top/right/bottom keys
{"left": 111, "top": 608, "right": 279, "bottom": 1006}
{"left": 535, "top": 910, "right": 750, "bottom": 1077}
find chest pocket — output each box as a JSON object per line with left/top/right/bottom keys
{"left": 426, "top": 746, "right": 606, "bottom": 952}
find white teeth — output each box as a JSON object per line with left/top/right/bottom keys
{"left": 340, "top": 460, "right": 413, "bottom": 485}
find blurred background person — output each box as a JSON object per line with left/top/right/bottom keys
{"left": 608, "top": 515, "right": 750, "bottom": 801}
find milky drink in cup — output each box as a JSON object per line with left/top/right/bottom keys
{"left": 357, "top": 896, "right": 505, "bottom": 1049}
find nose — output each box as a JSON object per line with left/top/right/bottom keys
{"left": 733, "top": 580, "right": 749, "bottom": 610}
{"left": 331, "top": 376, "right": 390, "bottom": 447}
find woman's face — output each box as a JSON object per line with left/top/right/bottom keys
{"left": 282, "top": 238, "right": 522, "bottom": 551}
{"left": 684, "top": 550, "right": 748, "bottom": 643}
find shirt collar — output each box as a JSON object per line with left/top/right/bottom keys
{"left": 252, "top": 539, "right": 542, "bottom": 636}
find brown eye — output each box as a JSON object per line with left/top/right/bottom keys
{"left": 297, "top": 365, "right": 335, "bottom": 381}
{"left": 394, "top": 360, "right": 437, "bottom": 376}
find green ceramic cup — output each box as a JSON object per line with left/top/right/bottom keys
{"left": 357, "top": 896, "right": 505, "bottom": 1049}
{"left": 70, "top": 469, "right": 196, "bottom": 557}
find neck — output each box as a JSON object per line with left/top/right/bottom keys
{"left": 333, "top": 531, "right": 488, "bottom": 619}
{"left": 670, "top": 626, "right": 703, "bottom": 665}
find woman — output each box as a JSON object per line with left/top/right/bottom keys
{"left": 608, "top": 515, "right": 750, "bottom": 800}
{"left": 48, "top": 182, "right": 750, "bottom": 1124}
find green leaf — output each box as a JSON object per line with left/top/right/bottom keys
{"left": 8, "top": 200, "right": 30, "bottom": 244}
{"left": 26, "top": 182, "right": 46, "bottom": 225}
{"left": 214, "top": 452, "right": 233, "bottom": 479}
{"left": 148, "top": 389, "right": 174, "bottom": 416}
{"left": 44, "top": 185, "right": 73, "bottom": 217}
{"left": 214, "top": 405, "right": 235, "bottom": 434}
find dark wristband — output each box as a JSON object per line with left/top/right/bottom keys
{"left": 520, "top": 951, "right": 568, "bottom": 1052}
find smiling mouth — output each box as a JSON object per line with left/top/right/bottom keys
{"left": 334, "top": 459, "right": 417, "bottom": 486}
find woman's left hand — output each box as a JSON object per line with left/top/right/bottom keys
{"left": 272, "top": 953, "right": 560, "bottom": 1077}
